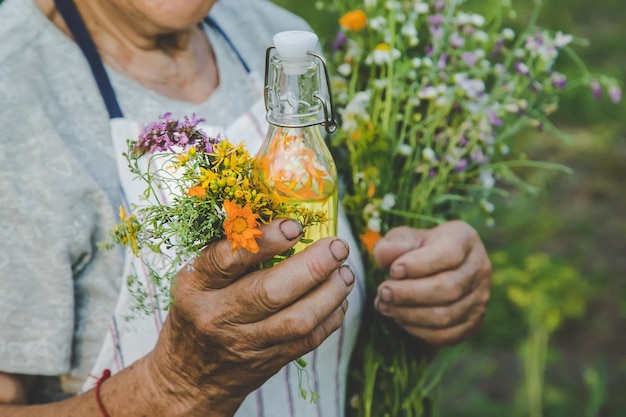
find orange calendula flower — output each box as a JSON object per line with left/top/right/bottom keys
{"left": 339, "top": 9, "right": 367, "bottom": 31}
{"left": 188, "top": 185, "right": 206, "bottom": 199}
{"left": 223, "top": 200, "right": 263, "bottom": 253}
{"left": 360, "top": 229, "right": 382, "bottom": 252}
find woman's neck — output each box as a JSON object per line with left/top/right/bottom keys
{"left": 35, "top": 0, "right": 219, "bottom": 103}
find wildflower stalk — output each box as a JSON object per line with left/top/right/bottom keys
{"left": 491, "top": 0, "right": 544, "bottom": 96}
{"left": 480, "top": 160, "right": 573, "bottom": 174}
{"left": 525, "top": 304, "right": 550, "bottom": 417}
{"left": 381, "top": 5, "right": 397, "bottom": 134}
{"left": 383, "top": 209, "right": 445, "bottom": 226}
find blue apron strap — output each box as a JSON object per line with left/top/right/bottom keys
{"left": 204, "top": 16, "right": 251, "bottom": 74}
{"left": 53, "top": 0, "right": 123, "bottom": 119}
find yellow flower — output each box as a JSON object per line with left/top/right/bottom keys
{"left": 223, "top": 200, "right": 264, "bottom": 253}
{"left": 199, "top": 167, "right": 218, "bottom": 189}
{"left": 339, "top": 9, "right": 367, "bottom": 31}
{"left": 369, "top": 43, "right": 401, "bottom": 65}
{"left": 169, "top": 147, "right": 197, "bottom": 170}
{"left": 375, "top": 43, "right": 391, "bottom": 52}
{"left": 117, "top": 205, "right": 140, "bottom": 256}
{"left": 178, "top": 147, "right": 196, "bottom": 164}
{"left": 211, "top": 140, "right": 232, "bottom": 169}
{"left": 118, "top": 205, "right": 128, "bottom": 222}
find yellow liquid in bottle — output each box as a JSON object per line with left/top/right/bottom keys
{"left": 290, "top": 188, "right": 338, "bottom": 254}
{"left": 255, "top": 126, "right": 339, "bottom": 254}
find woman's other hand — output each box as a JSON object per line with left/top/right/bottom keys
{"left": 373, "top": 221, "right": 492, "bottom": 348}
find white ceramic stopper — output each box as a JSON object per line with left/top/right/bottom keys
{"left": 273, "top": 31, "right": 318, "bottom": 75}
{"left": 273, "top": 30, "right": 318, "bottom": 59}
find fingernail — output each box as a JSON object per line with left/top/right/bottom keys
{"left": 390, "top": 265, "right": 406, "bottom": 279}
{"left": 279, "top": 219, "right": 303, "bottom": 241}
{"left": 339, "top": 265, "right": 355, "bottom": 286}
{"left": 341, "top": 299, "right": 349, "bottom": 314}
{"left": 330, "top": 239, "right": 349, "bottom": 262}
{"left": 376, "top": 299, "right": 389, "bottom": 313}
{"left": 379, "top": 286, "right": 393, "bottom": 303}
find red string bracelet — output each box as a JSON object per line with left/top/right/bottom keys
{"left": 94, "top": 369, "right": 112, "bottom": 417}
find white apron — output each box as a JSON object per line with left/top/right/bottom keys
{"left": 53, "top": 0, "right": 365, "bottom": 415}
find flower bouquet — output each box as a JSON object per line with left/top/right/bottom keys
{"left": 103, "top": 112, "right": 329, "bottom": 314}
{"left": 320, "top": 0, "right": 621, "bottom": 416}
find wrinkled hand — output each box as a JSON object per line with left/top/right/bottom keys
{"left": 373, "top": 220, "right": 492, "bottom": 348}
{"left": 148, "top": 219, "right": 354, "bottom": 416}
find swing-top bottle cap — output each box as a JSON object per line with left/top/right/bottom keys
{"left": 272, "top": 31, "right": 318, "bottom": 75}
{"left": 273, "top": 31, "right": 318, "bottom": 59}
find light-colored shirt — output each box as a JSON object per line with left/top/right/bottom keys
{"left": 0, "top": 0, "right": 365, "bottom": 413}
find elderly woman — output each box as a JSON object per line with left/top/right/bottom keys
{"left": 0, "top": 0, "right": 492, "bottom": 415}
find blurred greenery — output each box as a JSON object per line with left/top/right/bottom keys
{"left": 272, "top": 1, "right": 625, "bottom": 416}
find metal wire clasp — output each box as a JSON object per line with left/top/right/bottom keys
{"left": 264, "top": 46, "right": 337, "bottom": 134}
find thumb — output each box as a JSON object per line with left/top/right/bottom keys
{"left": 190, "top": 218, "right": 303, "bottom": 290}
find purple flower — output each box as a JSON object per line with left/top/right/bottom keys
{"left": 458, "top": 78, "right": 485, "bottom": 100}
{"left": 333, "top": 31, "right": 348, "bottom": 51}
{"left": 525, "top": 34, "right": 541, "bottom": 52}
{"left": 471, "top": 148, "right": 489, "bottom": 164}
{"left": 608, "top": 84, "right": 622, "bottom": 103}
{"left": 550, "top": 72, "right": 567, "bottom": 89}
{"left": 133, "top": 113, "right": 218, "bottom": 156}
{"left": 181, "top": 113, "right": 206, "bottom": 129}
{"left": 454, "top": 158, "right": 468, "bottom": 172}
{"left": 435, "top": 0, "right": 445, "bottom": 11}
{"left": 488, "top": 109, "right": 503, "bottom": 127}
{"left": 461, "top": 51, "right": 478, "bottom": 67}
{"left": 491, "top": 39, "right": 504, "bottom": 57}
{"left": 430, "top": 26, "right": 444, "bottom": 40}
{"left": 449, "top": 32, "right": 465, "bottom": 48}
{"left": 590, "top": 79, "right": 602, "bottom": 100}
{"left": 428, "top": 14, "right": 445, "bottom": 26}
{"left": 156, "top": 133, "right": 172, "bottom": 149}
{"left": 438, "top": 53, "right": 448, "bottom": 70}
{"left": 174, "top": 131, "right": 190, "bottom": 147}
{"left": 515, "top": 61, "right": 530, "bottom": 76}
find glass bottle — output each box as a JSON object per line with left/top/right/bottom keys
{"left": 255, "top": 31, "right": 338, "bottom": 252}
